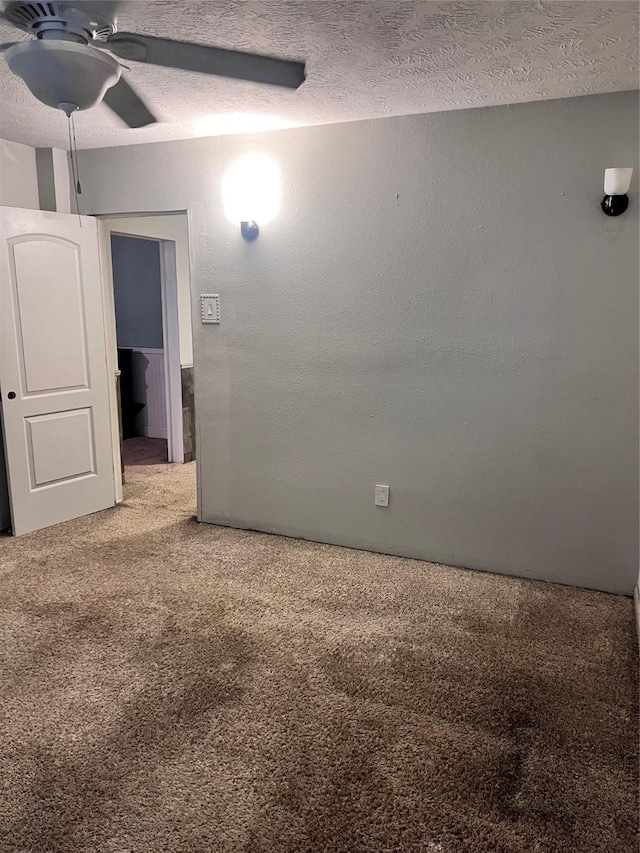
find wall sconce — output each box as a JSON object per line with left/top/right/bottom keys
{"left": 240, "top": 221, "right": 259, "bottom": 241}
{"left": 601, "top": 168, "right": 633, "bottom": 216}
{"left": 222, "top": 154, "right": 281, "bottom": 240}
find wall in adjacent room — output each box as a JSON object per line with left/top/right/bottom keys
{"left": 111, "top": 235, "right": 164, "bottom": 350}
{"left": 102, "top": 215, "right": 193, "bottom": 368}
{"left": 77, "top": 91, "right": 639, "bottom": 594}
{"left": 110, "top": 235, "right": 167, "bottom": 440}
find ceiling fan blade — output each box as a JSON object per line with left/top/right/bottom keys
{"left": 107, "top": 33, "right": 306, "bottom": 90}
{"left": 103, "top": 76, "right": 157, "bottom": 128}
{"left": 0, "top": 42, "right": 18, "bottom": 51}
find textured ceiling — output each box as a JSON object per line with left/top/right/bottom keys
{"left": 0, "top": 0, "right": 638, "bottom": 149}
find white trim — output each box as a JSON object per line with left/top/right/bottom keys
{"left": 159, "top": 239, "right": 184, "bottom": 463}
{"left": 634, "top": 585, "right": 640, "bottom": 652}
{"left": 129, "top": 348, "right": 167, "bottom": 440}
{"left": 101, "top": 222, "right": 186, "bottom": 466}
{"left": 97, "top": 220, "right": 123, "bottom": 503}
{"left": 185, "top": 207, "right": 202, "bottom": 521}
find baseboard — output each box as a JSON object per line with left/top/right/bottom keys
{"left": 634, "top": 585, "right": 640, "bottom": 651}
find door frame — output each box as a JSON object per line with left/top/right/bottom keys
{"left": 159, "top": 238, "right": 183, "bottom": 463}
{"left": 108, "top": 232, "right": 182, "bottom": 463}
{"left": 98, "top": 214, "right": 189, "bottom": 478}
{"left": 97, "top": 220, "right": 123, "bottom": 502}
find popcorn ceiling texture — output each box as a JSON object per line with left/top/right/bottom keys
{"left": 0, "top": 0, "right": 637, "bottom": 149}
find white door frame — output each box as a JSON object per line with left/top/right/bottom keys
{"left": 97, "top": 220, "right": 123, "bottom": 502}
{"left": 100, "top": 222, "right": 184, "bottom": 467}
{"left": 158, "top": 238, "right": 183, "bottom": 464}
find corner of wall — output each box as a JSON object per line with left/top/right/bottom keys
{"left": 35, "top": 147, "right": 71, "bottom": 213}
{"left": 1, "top": 140, "right": 71, "bottom": 212}
{"left": 0, "top": 139, "right": 39, "bottom": 209}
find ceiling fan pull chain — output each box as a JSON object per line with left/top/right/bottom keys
{"left": 67, "top": 112, "right": 81, "bottom": 225}
{"left": 71, "top": 110, "right": 82, "bottom": 197}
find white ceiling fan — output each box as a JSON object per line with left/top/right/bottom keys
{"left": 1, "top": 1, "right": 307, "bottom": 126}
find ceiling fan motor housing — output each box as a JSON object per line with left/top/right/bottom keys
{"left": 6, "top": 40, "right": 121, "bottom": 111}
{"left": 5, "top": 1, "right": 115, "bottom": 43}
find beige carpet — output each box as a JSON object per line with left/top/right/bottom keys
{"left": 0, "top": 451, "right": 637, "bottom": 853}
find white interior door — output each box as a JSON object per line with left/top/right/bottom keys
{"left": 0, "top": 206, "right": 116, "bottom": 535}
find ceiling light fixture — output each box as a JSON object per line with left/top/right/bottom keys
{"left": 5, "top": 40, "right": 121, "bottom": 114}
{"left": 601, "top": 168, "right": 633, "bottom": 216}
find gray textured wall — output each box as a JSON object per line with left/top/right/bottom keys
{"left": 79, "top": 91, "right": 639, "bottom": 593}
{"left": 111, "top": 235, "right": 163, "bottom": 350}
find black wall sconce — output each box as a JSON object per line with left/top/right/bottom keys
{"left": 240, "top": 220, "right": 259, "bottom": 241}
{"left": 601, "top": 167, "right": 633, "bottom": 216}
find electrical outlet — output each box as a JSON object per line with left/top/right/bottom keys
{"left": 375, "top": 485, "right": 390, "bottom": 507}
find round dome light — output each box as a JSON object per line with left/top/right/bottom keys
{"left": 6, "top": 40, "right": 121, "bottom": 112}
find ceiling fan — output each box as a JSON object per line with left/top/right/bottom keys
{"left": 0, "top": 1, "right": 306, "bottom": 126}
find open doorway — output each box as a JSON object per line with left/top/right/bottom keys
{"left": 111, "top": 234, "right": 169, "bottom": 469}
{"left": 100, "top": 212, "right": 195, "bottom": 489}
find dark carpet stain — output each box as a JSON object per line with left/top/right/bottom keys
{"left": 0, "top": 457, "right": 637, "bottom": 853}
{"left": 3, "top": 603, "right": 254, "bottom": 853}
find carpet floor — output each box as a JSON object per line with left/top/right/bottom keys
{"left": 121, "top": 436, "right": 168, "bottom": 474}
{"left": 0, "top": 452, "right": 637, "bottom": 853}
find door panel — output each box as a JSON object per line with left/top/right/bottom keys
{"left": 12, "top": 237, "right": 89, "bottom": 394}
{"left": 0, "top": 207, "right": 115, "bottom": 535}
{"left": 26, "top": 408, "right": 95, "bottom": 487}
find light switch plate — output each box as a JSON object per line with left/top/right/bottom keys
{"left": 201, "top": 294, "right": 220, "bottom": 324}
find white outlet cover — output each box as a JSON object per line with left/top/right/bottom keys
{"left": 375, "top": 485, "right": 390, "bottom": 507}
